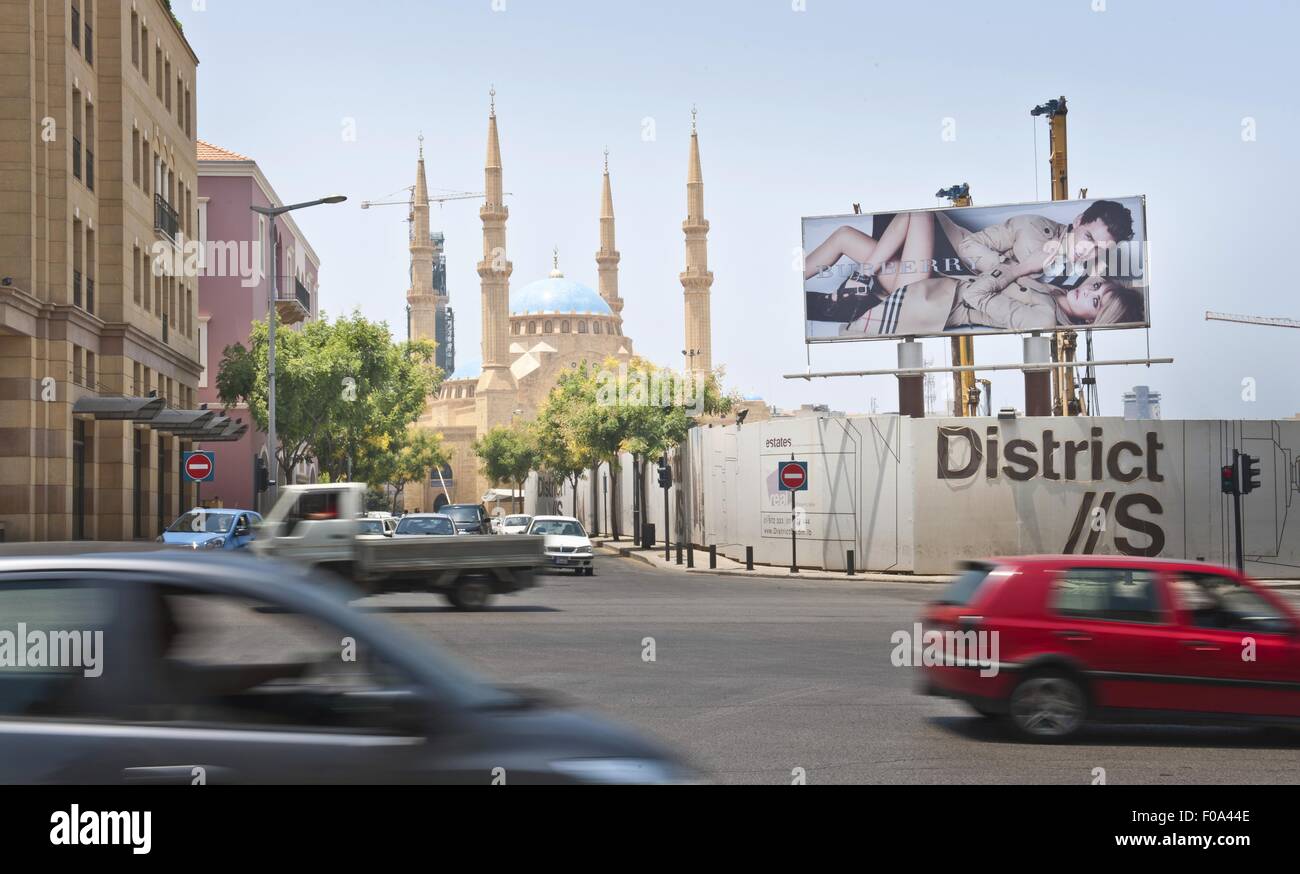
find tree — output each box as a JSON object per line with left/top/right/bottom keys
{"left": 216, "top": 311, "right": 439, "bottom": 488}
{"left": 473, "top": 424, "right": 538, "bottom": 514}
{"left": 376, "top": 428, "right": 449, "bottom": 515}
{"left": 534, "top": 364, "right": 602, "bottom": 515}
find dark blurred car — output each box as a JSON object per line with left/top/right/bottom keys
{"left": 918, "top": 555, "right": 1300, "bottom": 741}
{"left": 0, "top": 547, "right": 693, "bottom": 784}
{"left": 441, "top": 504, "right": 493, "bottom": 535}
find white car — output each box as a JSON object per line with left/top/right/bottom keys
{"left": 527, "top": 516, "right": 594, "bottom": 575}
{"left": 500, "top": 514, "right": 533, "bottom": 535}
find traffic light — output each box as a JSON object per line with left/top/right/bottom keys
{"left": 1220, "top": 462, "right": 1238, "bottom": 496}
{"left": 657, "top": 459, "right": 672, "bottom": 489}
{"left": 255, "top": 455, "right": 269, "bottom": 493}
{"left": 1242, "top": 454, "right": 1262, "bottom": 495}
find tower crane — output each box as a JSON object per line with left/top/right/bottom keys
{"left": 359, "top": 188, "right": 505, "bottom": 210}
{"left": 1206, "top": 311, "right": 1300, "bottom": 329}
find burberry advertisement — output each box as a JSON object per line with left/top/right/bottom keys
{"left": 802, "top": 195, "right": 1149, "bottom": 341}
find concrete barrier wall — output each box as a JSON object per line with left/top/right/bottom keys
{"left": 521, "top": 415, "right": 1300, "bottom": 577}
{"left": 679, "top": 416, "right": 1300, "bottom": 578}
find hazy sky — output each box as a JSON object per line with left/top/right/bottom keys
{"left": 176, "top": 0, "right": 1299, "bottom": 420}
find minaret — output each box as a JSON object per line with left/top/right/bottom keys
{"left": 475, "top": 88, "right": 518, "bottom": 432}
{"left": 596, "top": 148, "right": 624, "bottom": 325}
{"left": 681, "top": 107, "right": 713, "bottom": 376}
{"left": 407, "top": 134, "right": 438, "bottom": 343}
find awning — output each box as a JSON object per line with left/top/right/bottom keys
{"left": 72, "top": 396, "right": 164, "bottom": 421}
{"left": 199, "top": 419, "right": 248, "bottom": 442}
{"left": 148, "top": 409, "right": 216, "bottom": 434}
{"left": 481, "top": 488, "right": 524, "bottom": 502}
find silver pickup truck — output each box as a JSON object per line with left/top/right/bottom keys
{"left": 251, "top": 483, "right": 544, "bottom": 610}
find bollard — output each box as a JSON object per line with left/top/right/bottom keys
{"left": 709, "top": 544, "right": 717, "bottom": 569}
{"left": 676, "top": 542, "right": 683, "bottom": 565}
{"left": 847, "top": 549, "right": 855, "bottom": 576}
{"left": 687, "top": 543, "right": 694, "bottom": 568}
{"left": 745, "top": 546, "right": 754, "bottom": 571}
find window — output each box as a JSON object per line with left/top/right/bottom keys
{"left": 141, "top": 26, "right": 148, "bottom": 81}
{"left": 130, "top": 11, "right": 138, "bottom": 67}
{"left": 543, "top": 320, "right": 553, "bottom": 334}
{"left": 578, "top": 320, "right": 588, "bottom": 334}
{"left": 71, "top": 88, "right": 82, "bottom": 180}
{"left": 131, "top": 128, "right": 140, "bottom": 184}
{"left": 197, "top": 318, "right": 208, "bottom": 388}
{"left": 1168, "top": 573, "right": 1294, "bottom": 634}
{"left": 83, "top": 102, "right": 94, "bottom": 191}
{"left": 165, "top": 61, "right": 172, "bottom": 110}
{"left": 592, "top": 321, "right": 601, "bottom": 334}
{"left": 70, "top": 1, "right": 80, "bottom": 49}
{"left": 0, "top": 583, "right": 118, "bottom": 718}
{"left": 132, "top": 245, "right": 141, "bottom": 303}
{"left": 1052, "top": 568, "right": 1165, "bottom": 624}
{"left": 560, "top": 320, "right": 570, "bottom": 333}
{"left": 83, "top": 0, "right": 92, "bottom": 64}
{"left": 511, "top": 322, "right": 519, "bottom": 335}
{"left": 155, "top": 49, "right": 162, "bottom": 99}
{"left": 527, "top": 321, "right": 536, "bottom": 335}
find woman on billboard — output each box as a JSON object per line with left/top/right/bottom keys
{"left": 802, "top": 205, "right": 1143, "bottom": 336}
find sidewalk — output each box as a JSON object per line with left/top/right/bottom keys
{"left": 592, "top": 538, "right": 1300, "bottom": 589}
{"left": 591, "top": 538, "right": 954, "bottom": 584}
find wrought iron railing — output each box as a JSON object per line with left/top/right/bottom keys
{"left": 154, "top": 193, "right": 179, "bottom": 240}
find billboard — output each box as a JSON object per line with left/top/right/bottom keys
{"left": 802, "top": 195, "right": 1148, "bottom": 342}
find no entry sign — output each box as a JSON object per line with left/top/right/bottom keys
{"left": 778, "top": 460, "right": 808, "bottom": 491}
{"left": 183, "top": 451, "right": 215, "bottom": 483}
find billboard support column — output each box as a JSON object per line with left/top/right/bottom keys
{"left": 1024, "top": 334, "right": 1052, "bottom": 416}
{"left": 897, "top": 340, "right": 925, "bottom": 418}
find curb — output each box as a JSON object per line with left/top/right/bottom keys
{"left": 594, "top": 542, "right": 953, "bottom": 584}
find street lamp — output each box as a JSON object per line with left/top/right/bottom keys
{"left": 250, "top": 195, "right": 346, "bottom": 508}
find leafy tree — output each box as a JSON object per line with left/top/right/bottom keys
{"left": 473, "top": 424, "right": 538, "bottom": 514}
{"left": 216, "top": 311, "right": 440, "bottom": 487}
{"left": 375, "top": 428, "right": 449, "bottom": 515}
{"left": 534, "top": 364, "right": 602, "bottom": 514}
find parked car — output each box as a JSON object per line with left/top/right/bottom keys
{"left": 356, "top": 518, "right": 392, "bottom": 537}
{"left": 252, "top": 484, "right": 542, "bottom": 610}
{"left": 918, "top": 555, "right": 1300, "bottom": 741}
{"left": 0, "top": 547, "right": 693, "bottom": 784}
{"left": 500, "top": 514, "right": 533, "bottom": 535}
{"left": 528, "top": 516, "right": 595, "bottom": 575}
{"left": 160, "top": 509, "right": 262, "bottom": 550}
{"left": 364, "top": 512, "right": 399, "bottom": 536}
{"left": 442, "top": 504, "right": 494, "bottom": 535}
{"left": 393, "top": 513, "right": 457, "bottom": 538}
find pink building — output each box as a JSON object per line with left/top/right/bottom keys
{"left": 196, "top": 141, "right": 321, "bottom": 513}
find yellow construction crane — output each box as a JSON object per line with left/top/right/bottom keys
{"left": 936, "top": 183, "right": 980, "bottom": 416}
{"left": 1031, "top": 96, "right": 1087, "bottom": 417}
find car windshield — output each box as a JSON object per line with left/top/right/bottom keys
{"left": 443, "top": 506, "right": 479, "bottom": 522}
{"left": 396, "top": 516, "right": 456, "bottom": 536}
{"left": 503, "top": 516, "right": 531, "bottom": 527}
{"left": 530, "top": 520, "right": 585, "bottom": 537}
{"left": 358, "top": 519, "right": 385, "bottom": 534}
{"left": 167, "top": 512, "right": 234, "bottom": 534}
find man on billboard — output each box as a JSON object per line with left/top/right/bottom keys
{"left": 801, "top": 196, "right": 1146, "bottom": 339}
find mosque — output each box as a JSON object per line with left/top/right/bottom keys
{"left": 403, "top": 93, "right": 718, "bottom": 511}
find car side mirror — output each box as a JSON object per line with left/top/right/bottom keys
{"left": 235, "top": 524, "right": 250, "bottom": 537}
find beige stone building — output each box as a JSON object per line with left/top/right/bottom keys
{"left": 0, "top": 0, "right": 238, "bottom": 542}
{"left": 407, "top": 97, "right": 716, "bottom": 512}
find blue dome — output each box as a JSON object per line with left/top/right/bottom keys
{"left": 511, "top": 277, "right": 612, "bottom": 316}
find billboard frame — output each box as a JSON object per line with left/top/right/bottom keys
{"left": 800, "top": 194, "right": 1150, "bottom": 344}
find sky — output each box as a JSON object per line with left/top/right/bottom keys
{"left": 175, "top": 0, "right": 1299, "bottom": 420}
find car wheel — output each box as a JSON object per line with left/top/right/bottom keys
{"left": 1008, "top": 672, "right": 1087, "bottom": 741}
{"left": 586, "top": 567, "right": 595, "bottom": 577}
{"left": 450, "top": 578, "right": 493, "bottom": 611}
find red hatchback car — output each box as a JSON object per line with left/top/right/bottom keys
{"left": 918, "top": 555, "right": 1300, "bottom": 741}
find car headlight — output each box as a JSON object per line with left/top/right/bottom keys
{"left": 548, "top": 758, "right": 686, "bottom": 785}
{"left": 202, "top": 537, "right": 226, "bottom": 549}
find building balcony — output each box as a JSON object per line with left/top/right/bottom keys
{"left": 154, "top": 194, "right": 179, "bottom": 242}
{"left": 274, "top": 278, "right": 311, "bottom": 325}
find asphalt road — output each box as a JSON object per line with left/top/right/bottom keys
{"left": 362, "top": 555, "right": 1300, "bottom": 785}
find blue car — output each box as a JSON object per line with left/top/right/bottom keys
{"left": 160, "top": 508, "right": 263, "bottom": 550}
